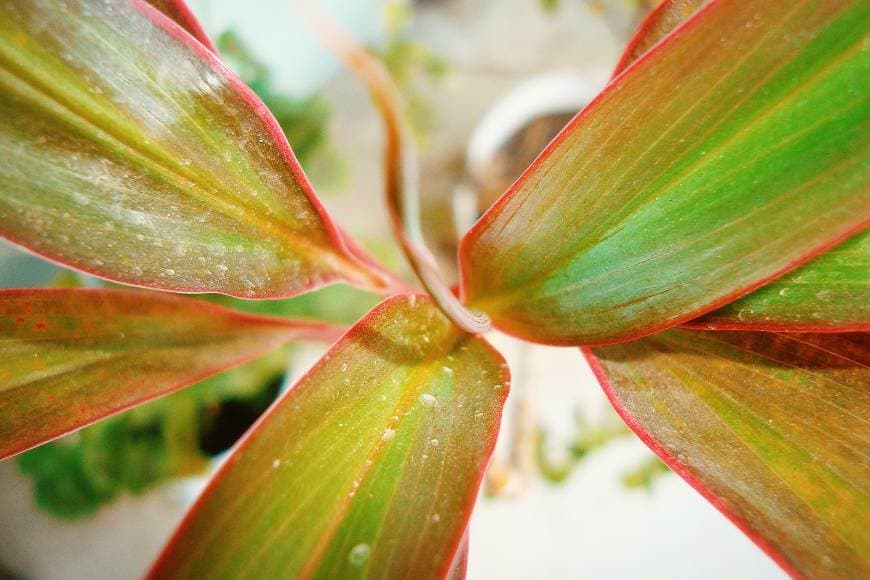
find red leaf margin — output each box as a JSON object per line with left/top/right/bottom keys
{"left": 0, "top": 287, "right": 345, "bottom": 460}
{"left": 458, "top": 0, "right": 870, "bottom": 346}
{"left": 148, "top": 294, "right": 508, "bottom": 578}
{"left": 613, "top": 0, "right": 869, "bottom": 335}
{"left": 581, "top": 347, "right": 802, "bottom": 578}
{"left": 1, "top": 0, "right": 397, "bottom": 298}
{"left": 612, "top": 0, "right": 708, "bottom": 78}
{"left": 145, "top": 0, "right": 217, "bottom": 52}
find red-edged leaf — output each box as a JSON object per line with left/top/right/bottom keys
{"left": 145, "top": 0, "right": 216, "bottom": 52}
{"left": 459, "top": 0, "right": 869, "bottom": 345}
{"left": 149, "top": 295, "right": 509, "bottom": 579}
{"left": 616, "top": 0, "right": 870, "bottom": 333}
{"left": 613, "top": 0, "right": 708, "bottom": 76}
{"left": 0, "top": 288, "right": 340, "bottom": 460}
{"left": 585, "top": 330, "right": 870, "bottom": 578}
{"left": 689, "top": 230, "right": 870, "bottom": 331}
{"left": 0, "top": 0, "right": 389, "bottom": 298}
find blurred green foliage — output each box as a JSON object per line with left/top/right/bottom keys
{"left": 535, "top": 411, "right": 670, "bottom": 489}
{"left": 18, "top": 348, "right": 290, "bottom": 519}
{"left": 622, "top": 456, "right": 671, "bottom": 490}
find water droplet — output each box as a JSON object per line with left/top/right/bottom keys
{"left": 272, "top": 459, "right": 280, "bottom": 468}
{"left": 442, "top": 366, "right": 454, "bottom": 376}
{"left": 430, "top": 438, "right": 440, "bottom": 446}
{"left": 382, "top": 428, "right": 396, "bottom": 441}
{"left": 778, "top": 288, "right": 789, "bottom": 297}
{"left": 348, "top": 543, "right": 370, "bottom": 566}
{"left": 163, "top": 269, "right": 176, "bottom": 276}
{"left": 419, "top": 393, "right": 437, "bottom": 407}
{"left": 431, "top": 513, "right": 441, "bottom": 523}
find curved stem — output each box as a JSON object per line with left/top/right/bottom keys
{"left": 295, "top": 1, "right": 490, "bottom": 335}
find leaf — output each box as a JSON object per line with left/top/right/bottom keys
{"left": 612, "top": 0, "right": 708, "bottom": 76}
{"left": 458, "top": 0, "right": 870, "bottom": 345}
{"left": 0, "top": 288, "right": 341, "bottom": 460}
{"left": 17, "top": 346, "right": 290, "bottom": 519}
{"left": 149, "top": 295, "right": 509, "bottom": 579}
{"left": 689, "top": 230, "right": 870, "bottom": 331}
{"left": 145, "top": 0, "right": 216, "bottom": 52}
{"left": 0, "top": 0, "right": 388, "bottom": 298}
{"left": 616, "top": 0, "right": 870, "bottom": 333}
{"left": 584, "top": 330, "right": 870, "bottom": 578}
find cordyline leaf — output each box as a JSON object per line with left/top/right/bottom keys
{"left": 149, "top": 295, "right": 509, "bottom": 579}
{"left": 690, "top": 230, "right": 870, "bottom": 331}
{"left": 612, "top": 0, "right": 708, "bottom": 75}
{"left": 584, "top": 330, "right": 870, "bottom": 578}
{"left": 459, "top": 0, "right": 869, "bottom": 345}
{"left": 0, "top": 0, "right": 388, "bottom": 298}
{"left": 0, "top": 288, "right": 341, "bottom": 460}
{"left": 144, "top": 0, "right": 216, "bottom": 52}
{"left": 620, "top": 0, "right": 870, "bottom": 332}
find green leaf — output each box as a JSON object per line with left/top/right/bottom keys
{"left": 618, "top": 2, "right": 869, "bottom": 333}
{"left": 149, "top": 295, "right": 509, "bottom": 579}
{"left": 459, "top": 0, "right": 869, "bottom": 345}
{"left": 0, "top": 288, "right": 340, "bottom": 460}
{"left": 690, "top": 230, "right": 870, "bottom": 330}
{"left": 0, "top": 0, "right": 388, "bottom": 298}
{"left": 585, "top": 330, "right": 870, "bottom": 578}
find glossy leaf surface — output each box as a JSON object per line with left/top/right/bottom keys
{"left": 150, "top": 295, "right": 509, "bottom": 579}
{"left": 586, "top": 330, "right": 870, "bottom": 578}
{"left": 459, "top": 0, "right": 870, "bottom": 345}
{"left": 0, "top": 0, "right": 385, "bottom": 298}
{"left": 0, "top": 288, "right": 338, "bottom": 459}
{"left": 691, "top": 230, "right": 870, "bottom": 330}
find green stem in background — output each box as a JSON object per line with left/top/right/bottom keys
{"left": 296, "top": 0, "right": 491, "bottom": 335}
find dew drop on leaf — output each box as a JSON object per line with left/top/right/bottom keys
{"left": 348, "top": 543, "right": 370, "bottom": 566}
{"left": 419, "top": 393, "right": 437, "bottom": 407}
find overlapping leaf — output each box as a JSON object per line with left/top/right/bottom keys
{"left": 0, "top": 288, "right": 339, "bottom": 459}
{"left": 585, "top": 330, "right": 870, "bottom": 578}
{"left": 618, "top": 0, "right": 869, "bottom": 332}
{"left": 691, "top": 230, "right": 870, "bottom": 330}
{"left": 0, "top": 0, "right": 387, "bottom": 298}
{"left": 612, "top": 0, "right": 707, "bottom": 75}
{"left": 459, "top": 0, "right": 869, "bottom": 345}
{"left": 150, "top": 295, "right": 509, "bottom": 579}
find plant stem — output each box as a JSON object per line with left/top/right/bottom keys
{"left": 295, "top": 1, "right": 491, "bottom": 334}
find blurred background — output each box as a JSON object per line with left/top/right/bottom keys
{"left": 0, "top": 1, "right": 784, "bottom": 578}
